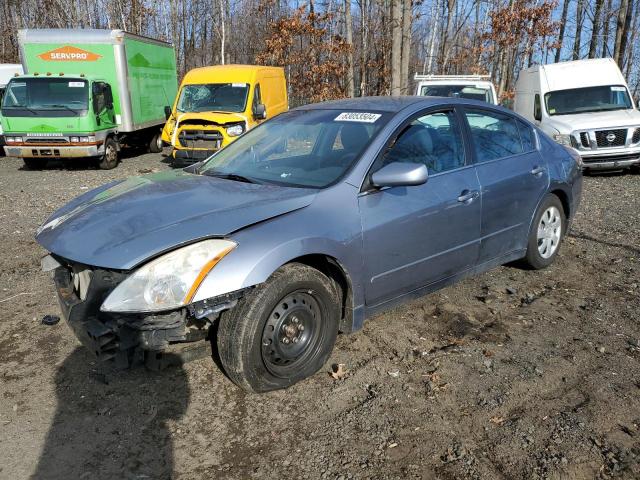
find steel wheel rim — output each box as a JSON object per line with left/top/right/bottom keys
{"left": 105, "top": 144, "right": 117, "bottom": 164}
{"left": 262, "top": 291, "right": 322, "bottom": 376}
{"left": 156, "top": 135, "right": 163, "bottom": 151}
{"left": 537, "top": 206, "right": 562, "bottom": 259}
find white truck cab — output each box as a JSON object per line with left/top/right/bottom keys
{"left": 514, "top": 58, "right": 640, "bottom": 171}
{"left": 414, "top": 74, "right": 498, "bottom": 105}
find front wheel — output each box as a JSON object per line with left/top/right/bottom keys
{"left": 217, "top": 263, "right": 340, "bottom": 393}
{"left": 523, "top": 194, "right": 566, "bottom": 269}
{"left": 148, "top": 131, "right": 163, "bottom": 153}
{"left": 98, "top": 137, "right": 119, "bottom": 170}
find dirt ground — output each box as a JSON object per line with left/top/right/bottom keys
{"left": 0, "top": 152, "right": 639, "bottom": 480}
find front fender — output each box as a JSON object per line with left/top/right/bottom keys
{"left": 192, "top": 183, "right": 365, "bottom": 327}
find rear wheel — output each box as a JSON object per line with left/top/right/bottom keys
{"left": 523, "top": 194, "right": 565, "bottom": 269}
{"left": 23, "top": 158, "right": 47, "bottom": 169}
{"left": 148, "top": 131, "right": 163, "bottom": 153}
{"left": 98, "top": 137, "right": 118, "bottom": 170}
{"left": 217, "top": 263, "right": 340, "bottom": 393}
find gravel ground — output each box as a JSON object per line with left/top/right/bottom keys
{"left": 0, "top": 153, "right": 639, "bottom": 480}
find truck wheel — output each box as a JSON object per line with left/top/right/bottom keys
{"left": 217, "top": 263, "right": 340, "bottom": 393}
{"left": 148, "top": 131, "right": 163, "bottom": 153}
{"left": 98, "top": 138, "right": 118, "bottom": 170}
{"left": 522, "top": 194, "right": 566, "bottom": 270}
{"left": 23, "top": 158, "right": 47, "bottom": 170}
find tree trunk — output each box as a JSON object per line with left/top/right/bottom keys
{"left": 616, "top": 0, "right": 633, "bottom": 68}
{"left": 344, "top": 0, "right": 355, "bottom": 97}
{"left": 588, "top": 0, "right": 604, "bottom": 58}
{"left": 601, "top": 0, "right": 613, "bottom": 56}
{"left": 572, "top": 0, "right": 585, "bottom": 60}
{"left": 555, "top": 0, "right": 570, "bottom": 63}
{"left": 613, "top": 0, "right": 629, "bottom": 65}
{"left": 400, "top": 0, "right": 412, "bottom": 94}
{"left": 391, "top": 0, "right": 402, "bottom": 95}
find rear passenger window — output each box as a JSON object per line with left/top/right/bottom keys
{"left": 517, "top": 120, "right": 536, "bottom": 152}
{"left": 464, "top": 108, "right": 523, "bottom": 162}
{"left": 381, "top": 110, "right": 465, "bottom": 173}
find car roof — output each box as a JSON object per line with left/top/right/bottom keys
{"left": 294, "top": 95, "right": 501, "bottom": 113}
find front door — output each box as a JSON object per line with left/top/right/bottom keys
{"left": 359, "top": 108, "right": 482, "bottom": 307}
{"left": 462, "top": 107, "right": 549, "bottom": 263}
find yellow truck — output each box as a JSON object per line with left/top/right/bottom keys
{"left": 162, "top": 64, "right": 288, "bottom": 164}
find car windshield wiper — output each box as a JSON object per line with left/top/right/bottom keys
{"left": 3, "top": 105, "right": 38, "bottom": 114}
{"left": 43, "top": 104, "right": 79, "bottom": 113}
{"left": 203, "top": 170, "right": 262, "bottom": 184}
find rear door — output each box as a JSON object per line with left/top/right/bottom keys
{"left": 359, "top": 107, "right": 482, "bottom": 306}
{"left": 462, "top": 107, "right": 548, "bottom": 264}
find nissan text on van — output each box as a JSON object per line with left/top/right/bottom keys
{"left": 514, "top": 58, "right": 640, "bottom": 172}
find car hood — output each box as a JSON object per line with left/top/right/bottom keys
{"left": 177, "top": 111, "right": 247, "bottom": 124}
{"left": 548, "top": 109, "right": 640, "bottom": 133}
{"left": 0, "top": 115, "right": 85, "bottom": 133}
{"left": 35, "top": 169, "right": 317, "bottom": 270}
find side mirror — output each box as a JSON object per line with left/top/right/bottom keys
{"left": 164, "top": 105, "right": 172, "bottom": 120}
{"left": 253, "top": 103, "right": 267, "bottom": 120}
{"left": 371, "top": 162, "right": 429, "bottom": 188}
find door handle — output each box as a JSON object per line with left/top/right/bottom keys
{"left": 531, "top": 166, "right": 546, "bottom": 176}
{"left": 458, "top": 190, "right": 479, "bottom": 204}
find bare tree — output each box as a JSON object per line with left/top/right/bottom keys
{"left": 344, "top": 0, "right": 355, "bottom": 97}
{"left": 555, "top": 0, "right": 570, "bottom": 62}
{"left": 391, "top": 0, "right": 402, "bottom": 95}
{"left": 588, "top": 0, "right": 604, "bottom": 58}
{"left": 572, "top": 0, "right": 585, "bottom": 60}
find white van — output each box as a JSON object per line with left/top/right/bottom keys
{"left": 414, "top": 74, "right": 498, "bottom": 105}
{"left": 514, "top": 58, "right": 640, "bottom": 171}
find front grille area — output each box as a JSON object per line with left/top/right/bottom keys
{"left": 178, "top": 130, "right": 223, "bottom": 150}
{"left": 595, "top": 129, "right": 627, "bottom": 148}
{"left": 579, "top": 132, "right": 590, "bottom": 148}
{"left": 633, "top": 128, "right": 640, "bottom": 144}
{"left": 25, "top": 138, "right": 68, "bottom": 144}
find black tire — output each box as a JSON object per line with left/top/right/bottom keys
{"left": 148, "top": 131, "right": 163, "bottom": 153}
{"left": 98, "top": 137, "right": 119, "bottom": 170}
{"left": 22, "top": 158, "right": 47, "bottom": 169}
{"left": 523, "top": 194, "right": 566, "bottom": 270}
{"left": 217, "top": 263, "right": 340, "bottom": 393}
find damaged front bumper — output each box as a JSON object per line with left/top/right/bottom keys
{"left": 49, "top": 257, "right": 243, "bottom": 370}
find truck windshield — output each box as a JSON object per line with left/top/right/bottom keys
{"left": 545, "top": 85, "right": 632, "bottom": 116}
{"left": 176, "top": 83, "right": 249, "bottom": 113}
{"left": 420, "top": 85, "right": 494, "bottom": 103}
{"left": 1, "top": 78, "right": 88, "bottom": 117}
{"left": 198, "top": 109, "right": 390, "bottom": 188}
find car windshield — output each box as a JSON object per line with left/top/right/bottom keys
{"left": 1, "top": 78, "right": 88, "bottom": 117}
{"left": 198, "top": 109, "right": 390, "bottom": 188}
{"left": 545, "top": 85, "right": 632, "bottom": 116}
{"left": 420, "top": 84, "right": 494, "bottom": 103}
{"left": 176, "top": 83, "right": 249, "bottom": 113}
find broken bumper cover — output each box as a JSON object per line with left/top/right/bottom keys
{"left": 171, "top": 148, "right": 216, "bottom": 164}
{"left": 52, "top": 264, "right": 190, "bottom": 369}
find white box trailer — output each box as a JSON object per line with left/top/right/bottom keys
{"left": 514, "top": 58, "right": 640, "bottom": 171}
{"left": 414, "top": 74, "right": 498, "bottom": 105}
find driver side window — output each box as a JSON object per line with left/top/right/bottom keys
{"left": 381, "top": 110, "right": 465, "bottom": 174}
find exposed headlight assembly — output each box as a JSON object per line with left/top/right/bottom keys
{"left": 101, "top": 239, "right": 237, "bottom": 313}
{"left": 226, "top": 124, "right": 244, "bottom": 137}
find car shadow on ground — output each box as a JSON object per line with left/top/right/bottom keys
{"left": 31, "top": 348, "right": 189, "bottom": 480}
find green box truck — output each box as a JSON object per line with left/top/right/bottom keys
{"left": 1, "top": 29, "right": 178, "bottom": 169}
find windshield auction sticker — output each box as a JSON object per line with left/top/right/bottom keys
{"left": 335, "top": 112, "right": 381, "bottom": 123}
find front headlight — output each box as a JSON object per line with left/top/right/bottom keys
{"left": 70, "top": 136, "right": 79, "bottom": 143}
{"left": 226, "top": 124, "right": 244, "bottom": 137}
{"left": 552, "top": 134, "right": 572, "bottom": 146}
{"left": 100, "top": 239, "right": 237, "bottom": 313}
